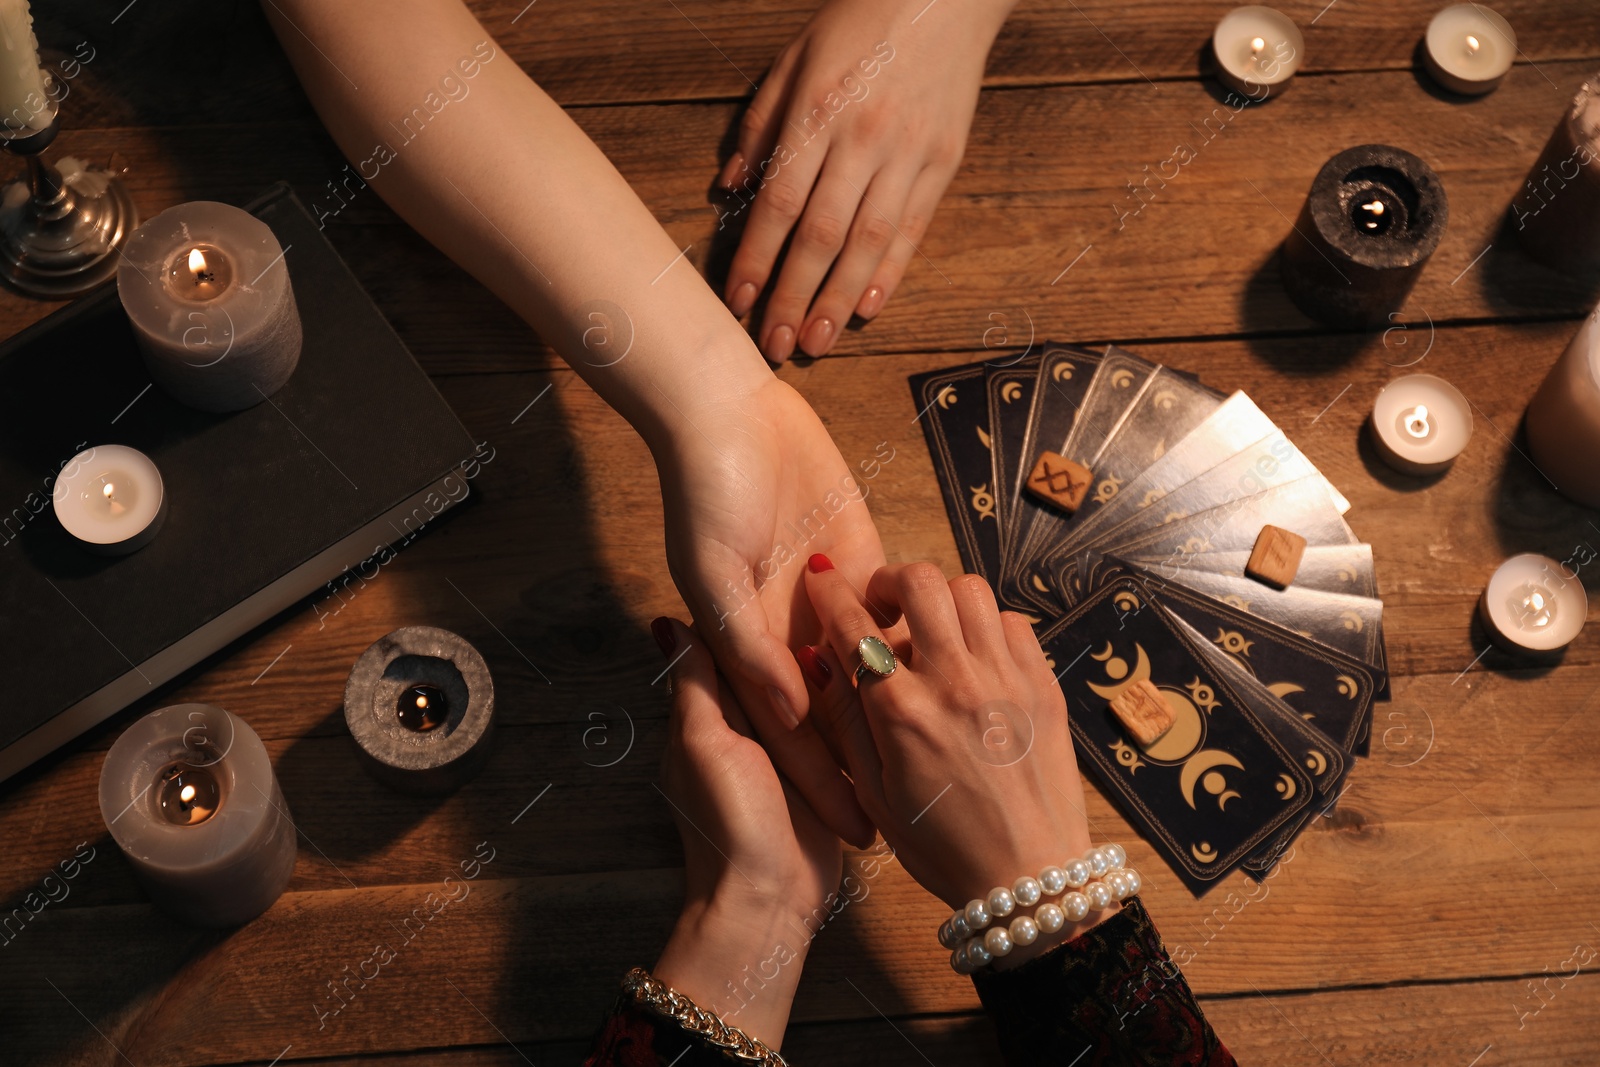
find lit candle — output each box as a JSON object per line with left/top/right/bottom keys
{"left": 1369, "top": 374, "right": 1473, "bottom": 475}
{"left": 98, "top": 704, "right": 297, "bottom": 927}
{"left": 1479, "top": 554, "right": 1587, "bottom": 655}
{"left": 344, "top": 626, "right": 497, "bottom": 795}
{"left": 51, "top": 444, "right": 166, "bottom": 554}
{"left": 117, "top": 201, "right": 302, "bottom": 413}
{"left": 1526, "top": 304, "right": 1600, "bottom": 508}
{"left": 1512, "top": 75, "right": 1600, "bottom": 273}
{"left": 1211, "top": 6, "right": 1304, "bottom": 99}
{"left": 1280, "top": 144, "right": 1450, "bottom": 327}
{"left": 0, "top": 0, "right": 47, "bottom": 133}
{"left": 1423, "top": 4, "right": 1515, "bottom": 96}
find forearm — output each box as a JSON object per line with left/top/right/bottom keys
{"left": 262, "top": 0, "right": 770, "bottom": 454}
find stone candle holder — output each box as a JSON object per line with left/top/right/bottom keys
{"left": 344, "top": 625, "right": 496, "bottom": 796}
{"left": 1280, "top": 144, "right": 1449, "bottom": 328}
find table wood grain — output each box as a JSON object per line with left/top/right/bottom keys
{"left": 3, "top": 1, "right": 1600, "bottom": 1064}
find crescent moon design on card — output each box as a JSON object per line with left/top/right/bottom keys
{"left": 1180, "top": 750, "right": 1245, "bottom": 810}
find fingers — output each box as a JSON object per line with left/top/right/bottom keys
{"left": 657, "top": 616, "right": 754, "bottom": 743}
{"left": 1001, "top": 610, "right": 1053, "bottom": 682}
{"left": 853, "top": 164, "right": 951, "bottom": 320}
{"left": 803, "top": 553, "right": 897, "bottom": 684}
{"left": 948, "top": 573, "right": 1011, "bottom": 662}
{"left": 726, "top": 140, "right": 829, "bottom": 361}
{"left": 863, "top": 562, "right": 966, "bottom": 664}
{"left": 797, "top": 641, "right": 883, "bottom": 789}
{"left": 756, "top": 165, "right": 865, "bottom": 362}
{"left": 796, "top": 166, "right": 913, "bottom": 356}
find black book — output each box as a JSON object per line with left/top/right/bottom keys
{"left": 0, "top": 184, "right": 478, "bottom": 781}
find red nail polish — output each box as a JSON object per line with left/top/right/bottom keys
{"left": 808, "top": 553, "right": 834, "bottom": 573}
{"left": 798, "top": 645, "right": 832, "bottom": 688}
{"left": 650, "top": 617, "right": 676, "bottom": 654}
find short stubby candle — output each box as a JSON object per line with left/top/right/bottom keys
{"left": 51, "top": 443, "right": 166, "bottom": 554}
{"left": 1527, "top": 304, "right": 1600, "bottom": 508}
{"left": 1479, "top": 554, "right": 1587, "bottom": 655}
{"left": 1369, "top": 374, "right": 1473, "bottom": 475}
{"left": 1212, "top": 6, "right": 1303, "bottom": 99}
{"left": 1423, "top": 4, "right": 1515, "bottom": 96}
{"left": 117, "top": 201, "right": 302, "bottom": 413}
{"left": 98, "top": 703, "right": 297, "bottom": 927}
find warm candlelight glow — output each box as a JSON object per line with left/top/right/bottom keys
{"left": 1250, "top": 35, "right": 1265, "bottom": 54}
{"left": 397, "top": 684, "right": 449, "bottom": 732}
{"left": 1403, "top": 404, "right": 1431, "bottom": 438}
{"left": 164, "top": 242, "right": 232, "bottom": 303}
{"left": 102, "top": 482, "right": 115, "bottom": 499}
{"left": 1510, "top": 581, "right": 1559, "bottom": 631}
{"left": 188, "top": 247, "right": 207, "bottom": 276}
{"left": 156, "top": 761, "right": 221, "bottom": 826}
{"left": 1465, "top": 34, "right": 1480, "bottom": 53}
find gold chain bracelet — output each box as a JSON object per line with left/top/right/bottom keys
{"left": 621, "top": 967, "right": 790, "bottom": 1067}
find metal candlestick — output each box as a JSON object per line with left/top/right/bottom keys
{"left": 0, "top": 85, "right": 138, "bottom": 298}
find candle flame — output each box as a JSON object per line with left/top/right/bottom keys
{"left": 188, "top": 247, "right": 207, "bottom": 276}
{"left": 416, "top": 694, "right": 429, "bottom": 709}
{"left": 1404, "top": 404, "right": 1431, "bottom": 438}
{"left": 102, "top": 482, "right": 115, "bottom": 499}
{"left": 1365, "top": 200, "right": 1385, "bottom": 216}
{"left": 1250, "top": 36, "right": 1265, "bottom": 55}
{"left": 180, "top": 784, "right": 196, "bottom": 804}
{"left": 1465, "top": 34, "right": 1480, "bottom": 53}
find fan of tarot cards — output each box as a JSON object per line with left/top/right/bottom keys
{"left": 910, "top": 343, "right": 1388, "bottom": 895}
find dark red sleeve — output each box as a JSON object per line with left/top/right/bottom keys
{"left": 971, "top": 896, "right": 1236, "bottom": 1066}
{"left": 582, "top": 998, "right": 738, "bottom": 1067}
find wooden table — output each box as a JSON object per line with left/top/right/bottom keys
{"left": 5, "top": 2, "right": 1600, "bottom": 1063}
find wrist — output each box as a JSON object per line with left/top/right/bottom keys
{"left": 638, "top": 335, "right": 772, "bottom": 461}
{"left": 653, "top": 883, "right": 813, "bottom": 1047}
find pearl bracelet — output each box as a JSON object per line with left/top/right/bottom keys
{"left": 936, "top": 845, "right": 1141, "bottom": 975}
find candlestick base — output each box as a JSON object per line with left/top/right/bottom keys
{"left": 0, "top": 154, "right": 138, "bottom": 299}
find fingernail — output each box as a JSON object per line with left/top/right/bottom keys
{"left": 650, "top": 616, "right": 676, "bottom": 655}
{"left": 808, "top": 553, "right": 833, "bottom": 573}
{"left": 766, "top": 324, "right": 795, "bottom": 363}
{"left": 857, "top": 285, "right": 885, "bottom": 320}
{"left": 800, "top": 316, "right": 836, "bottom": 356}
{"left": 798, "top": 645, "right": 833, "bottom": 688}
{"left": 728, "top": 280, "right": 758, "bottom": 318}
{"left": 768, "top": 686, "right": 801, "bottom": 729}
{"left": 719, "top": 151, "right": 746, "bottom": 191}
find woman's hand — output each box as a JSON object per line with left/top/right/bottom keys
{"left": 651, "top": 618, "right": 843, "bottom": 1044}
{"left": 719, "top": 0, "right": 1014, "bottom": 360}
{"left": 798, "top": 557, "right": 1110, "bottom": 969}
{"left": 656, "top": 375, "right": 886, "bottom": 848}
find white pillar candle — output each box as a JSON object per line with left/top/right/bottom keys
{"left": 117, "top": 201, "right": 302, "bottom": 413}
{"left": 1212, "top": 6, "right": 1303, "bottom": 99}
{"left": 51, "top": 444, "right": 166, "bottom": 555}
{"left": 99, "top": 704, "right": 297, "bottom": 927}
{"left": 1369, "top": 374, "right": 1473, "bottom": 475}
{"left": 1423, "top": 4, "right": 1515, "bottom": 96}
{"left": 0, "top": 0, "right": 47, "bottom": 131}
{"left": 1526, "top": 305, "right": 1600, "bottom": 508}
{"left": 1479, "top": 554, "right": 1587, "bottom": 655}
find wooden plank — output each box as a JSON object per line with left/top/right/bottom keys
{"left": 5, "top": 811, "right": 1600, "bottom": 1065}
{"left": 36, "top": 1, "right": 1600, "bottom": 118}
{"left": 3, "top": 61, "right": 1599, "bottom": 363}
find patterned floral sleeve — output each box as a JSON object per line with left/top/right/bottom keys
{"left": 972, "top": 896, "right": 1236, "bottom": 1066}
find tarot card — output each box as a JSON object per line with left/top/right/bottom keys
{"left": 1123, "top": 562, "right": 1389, "bottom": 694}
{"left": 1005, "top": 345, "right": 1101, "bottom": 558}
{"left": 1127, "top": 574, "right": 1378, "bottom": 755}
{"left": 1129, "top": 544, "right": 1379, "bottom": 600}
{"left": 985, "top": 355, "right": 1043, "bottom": 570}
{"left": 1039, "top": 577, "right": 1314, "bottom": 895}
{"left": 909, "top": 362, "right": 1001, "bottom": 583}
{"left": 1078, "top": 368, "right": 1226, "bottom": 520}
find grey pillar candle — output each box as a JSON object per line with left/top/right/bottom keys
{"left": 1512, "top": 74, "right": 1600, "bottom": 273}
{"left": 117, "top": 201, "right": 302, "bottom": 412}
{"left": 344, "top": 625, "right": 496, "bottom": 796}
{"left": 1280, "top": 144, "right": 1449, "bottom": 328}
{"left": 1527, "top": 305, "right": 1600, "bottom": 508}
{"left": 98, "top": 704, "right": 297, "bottom": 927}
